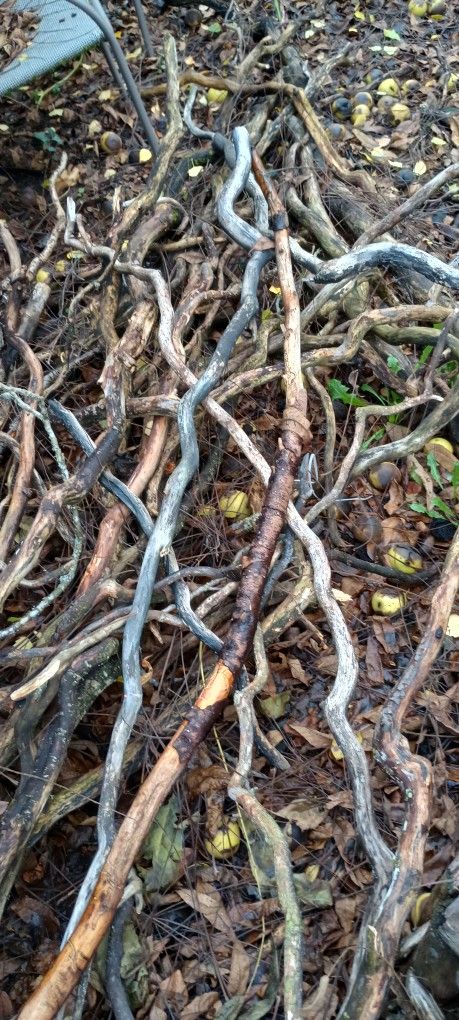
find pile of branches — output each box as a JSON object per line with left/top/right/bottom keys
{"left": 1, "top": 23, "right": 459, "bottom": 1020}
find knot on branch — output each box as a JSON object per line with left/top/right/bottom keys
{"left": 282, "top": 405, "right": 312, "bottom": 451}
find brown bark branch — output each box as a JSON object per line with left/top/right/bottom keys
{"left": 0, "top": 321, "right": 45, "bottom": 562}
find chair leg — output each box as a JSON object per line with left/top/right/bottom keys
{"left": 101, "top": 42, "right": 128, "bottom": 94}
{"left": 131, "top": 0, "right": 154, "bottom": 56}
{"left": 65, "top": 0, "right": 160, "bottom": 154}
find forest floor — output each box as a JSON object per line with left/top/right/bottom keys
{"left": 0, "top": 1, "right": 458, "bottom": 1018}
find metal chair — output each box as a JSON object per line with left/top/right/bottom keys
{"left": 0, "top": 0, "right": 160, "bottom": 153}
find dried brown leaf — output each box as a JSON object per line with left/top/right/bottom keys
{"left": 159, "top": 970, "right": 188, "bottom": 1011}
{"left": 227, "top": 939, "right": 250, "bottom": 998}
{"left": 301, "top": 975, "right": 338, "bottom": 1019}
{"left": 11, "top": 895, "right": 59, "bottom": 933}
{"left": 178, "top": 880, "right": 235, "bottom": 936}
{"left": 149, "top": 1008, "right": 167, "bottom": 1020}
{"left": 0, "top": 991, "right": 13, "bottom": 1020}
{"left": 180, "top": 992, "right": 220, "bottom": 1019}
{"left": 450, "top": 116, "right": 459, "bottom": 147}
{"left": 287, "top": 722, "right": 330, "bottom": 748}
{"left": 276, "top": 799, "right": 326, "bottom": 831}
{"left": 335, "top": 895, "right": 358, "bottom": 934}
{"left": 288, "top": 657, "right": 310, "bottom": 684}
{"left": 365, "top": 634, "right": 384, "bottom": 686}
{"left": 314, "top": 653, "right": 338, "bottom": 676}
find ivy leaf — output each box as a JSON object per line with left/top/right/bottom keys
{"left": 33, "top": 127, "right": 63, "bottom": 152}
{"left": 137, "top": 794, "right": 185, "bottom": 892}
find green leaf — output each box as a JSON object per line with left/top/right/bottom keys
{"left": 383, "top": 27, "right": 401, "bottom": 39}
{"left": 409, "top": 502, "right": 428, "bottom": 515}
{"left": 452, "top": 462, "right": 459, "bottom": 495}
{"left": 387, "top": 354, "right": 402, "bottom": 375}
{"left": 418, "top": 344, "right": 433, "bottom": 365}
{"left": 327, "top": 378, "right": 367, "bottom": 406}
{"left": 438, "top": 360, "right": 458, "bottom": 377}
{"left": 431, "top": 495, "right": 457, "bottom": 520}
{"left": 137, "top": 794, "right": 185, "bottom": 892}
{"left": 361, "top": 383, "right": 385, "bottom": 403}
{"left": 361, "top": 427, "right": 386, "bottom": 451}
{"left": 207, "top": 19, "right": 222, "bottom": 33}
{"left": 33, "top": 127, "right": 63, "bottom": 152}
{"left": 120, "top": 925, "right": 149, "bottom": 1009}
{"left": 426, "top": 451, "right": 443, "bottom": 487}
{"left": 260, "top": 692, "right": 290, "bottom": 720}
{"left": 327, "top": 378, "right": 350, "bottom": 401}
{"left": 293, "top": 873, "right": 333, "bottom": 907}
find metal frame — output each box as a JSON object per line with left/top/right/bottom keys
{"left": 0, "top": 0, "right": 159, "bottom": 154}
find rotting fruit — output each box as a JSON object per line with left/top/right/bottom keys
{"left": 377, "top": 78, "right": 400, "bottom": 97}
{"left": 352, "top": 515, "right": 383, "bottom": 544}
{"left": 331, "top": 97, "right": 353, "bottom": 120}
{"left": 428, "top": 0, "right": 446, "bottom": 14}
{"left": 205, "top": 820, "right": 241, "bottom": 860}
{"left": 384, "top": 544, "right": 423, "bottom": 574}
{"left": 377, "top": 95, "right": 397, "bottom": 116}
{"left": 390, "top": 102, "right": 411, "bottom": 124}
{"left": 408, "top": 0, "right": 428, "bottom": 15}
{"left": 365, "top": 68, "right": 383, "bottom": 85}
{"left": 327, "top": 122, "right": 346, "bottom": 140}
{"left": 219, "top": 490, "right": 251, "bottom": 521}
{"left": 352, "top": 91, "right": 374, "bottom": 109}
{"left": 369, "top": 462, "right": 402, "bottom": 490}
{"left": 100, "top": 131, "right": 122, "bottom": 154}
{"left": 396, "top": 168, "right": 416, "bottom": 187}
{"left": 371, "top": 591, "right": 407, "bottom": 615}
{"left": 430, "top": 518, "right": 457, "bottom": 542}
{"left": 352, "top": 104, "right": 371, "bottom": 126}
{"left": 401, "top": 79, "right": 420, "bottom": 95}
{"left": 424, "top": 436, "right": 454, "bottom": 455}
{"left": 128, "top": 148, "right": 153, "bottom": 164}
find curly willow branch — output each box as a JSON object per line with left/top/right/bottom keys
{"left": 60, "top": 129, "right": 270, "bottom": 944}
{"left": 339, "top": 529, "right": 459, "bottom": 1019}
